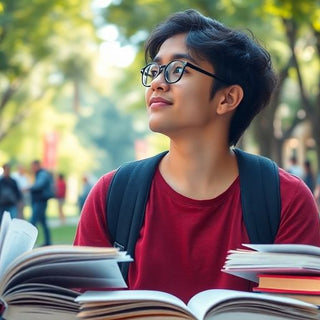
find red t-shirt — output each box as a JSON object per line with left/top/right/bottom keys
{"left": 74, "top": 166, "right": 320, "bottom": 303}
{"left": 55, "top": 179, "right": 66, "bottom": 199}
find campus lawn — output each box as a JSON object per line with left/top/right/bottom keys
{"left": 23, "top": 200, "right": 80, "bottom": 246}
{"left": 36, "top": 223, "right": 78, "bottom": 245}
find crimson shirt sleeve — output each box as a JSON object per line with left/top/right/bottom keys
{"left": 275, "top": 169, "right": 320, "bottom": 245}
{"left": 73, "top": 171, "right": 116, "bottom": 247}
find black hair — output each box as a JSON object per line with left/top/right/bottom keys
{"left": 145, "top": 9, "right": 277, "bottom": 146}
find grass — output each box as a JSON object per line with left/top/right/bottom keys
{"left": 36, "top": 223, "right": 78, "bottom": 246}
{"left": 23, "top": 200, "right": 80, "bottom": 246}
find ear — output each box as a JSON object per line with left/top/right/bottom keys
{"left": 216, "top": 85, "right": 243, "bottom": 115}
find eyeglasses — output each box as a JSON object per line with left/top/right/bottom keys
{"left": 140, "top": 59, "right": 229, "bottom": 87}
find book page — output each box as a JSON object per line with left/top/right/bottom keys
{"left": 187, "top": 289, "right": 266, "bottom": 319}
{"left": 223, "top": 268, "right": 320, "bottom": 283}
{"left": 1, "top": 253, "right": 129, "bottom": 293}
{"left": 76, "top": 290, "right": 195, "bottom": 319}
{"left": 0, "top": 219, "right": 38, "bottom": 276}
{"left": 0, "top": 212, "right": 11, "bottom": 255}
{"left": 187, "top": 289, "right": 319, "bottom": 320}
{"left": 223, "top": 246, "right": 320, "bottom": 282}
{"left": 0, "top": 245, "right": 132, "bottom": 293}
{"left": 2, "top": 245, "right": 131, "bottom": 275}
{"left": 244, "top": 243, "right": 320, "bottom": 255}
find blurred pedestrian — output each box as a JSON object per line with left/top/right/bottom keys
{"left": 0, "top": 163, "right": 22, "bottom": 220}
{"left": 55, "top": 173, "right": 66, "bottom": 224}
{"left": 29, "top": 160, "right": 53, "bottom": 246}
{"left": 303, "top": 160, "right": 315, "bottom": 193}
{"left": 287, "top": 155, "right": 303, "bottom": 178}
{"left": 78, "top": 175, "right": 93, "bottom": 213}
{"left": 12, "top": 164, "right": 31, "bottom": 219}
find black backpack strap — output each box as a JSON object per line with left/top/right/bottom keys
{"left": 233, "top": 148, "right": 281, "bottom": 244}
{"left": 106, "top": 151, "right": 167, "bottom": 279}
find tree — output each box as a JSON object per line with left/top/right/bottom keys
{"left": 75, "top": 94, "right": 140, "bottom": 177}
{"left": 253, "top": 0, "right": 320, "bottom": 166}
{"left": 0, "top": 0, "right": 96, "bottom": 141}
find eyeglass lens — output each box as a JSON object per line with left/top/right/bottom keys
{"left": 142, "top": 60, "right": 185, "bottom": 86}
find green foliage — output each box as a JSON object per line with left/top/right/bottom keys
{"left": 0, "top": 0, "right": 101, "bottom": 179}
{"left": 0, "top": 0, "right": 96, "bottom": 140}
{"left": 75, "top": 94, "right": 140, "bottom": 176}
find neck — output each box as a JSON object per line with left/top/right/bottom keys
{"left": 159, "top": 141, "right": 239, "bottom": 200}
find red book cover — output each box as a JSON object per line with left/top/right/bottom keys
{"left": 253, "top": 287, "right": 320, "bottom": 295}
{"left": 255, "top": 274, "right": 320, "bottom": 293}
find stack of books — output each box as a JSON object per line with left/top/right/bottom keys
{"left": 0, "top": 211, "right": 131, "bottom": 320}
{"left": 253, "top": 274, "right": 320, "bottom": 304}
{"left": 223, "top": 243, "right": 320, "bottom": 305}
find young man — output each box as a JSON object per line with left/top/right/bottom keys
{"left": 74, "top": 9, "right": 320, "bottom": 303}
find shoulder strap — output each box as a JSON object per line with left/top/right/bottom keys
{"left": 106, "top": 151, "right": 168, "bottom": 279}
{"left": 233, "top": 148, "right": 281, "bottom": 244}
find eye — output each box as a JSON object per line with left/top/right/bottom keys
{"left": 147, "top": 64, "right": 159, "bottom": 79}
{"left": 172, "top": 65, "right": 184, "bottom": 75}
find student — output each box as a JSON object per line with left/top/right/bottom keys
{"left": 74, "top": 9, "right": 320, "bottom": 303}
{"left": 29, "top": 160, "right": 52, "bottom": 246}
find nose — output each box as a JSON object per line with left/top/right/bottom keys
{"left": 150, "top": 67, "right": 169, "bottom": 90}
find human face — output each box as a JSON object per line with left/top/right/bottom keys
{"left": 145, "top": 33, "right": 220, "bottom": 139}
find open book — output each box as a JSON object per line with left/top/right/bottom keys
{"left": 222, "top": 243, "right": 320, "bottom": 282}
{"left": 0, "top": 212, "right": 131, "bottom": 320}
{"left": 75, "top": 288, "right": 320, "bottom": 320}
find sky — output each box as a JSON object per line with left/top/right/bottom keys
{"left": 92, "top": 0, "right": 136, "bottom": 74}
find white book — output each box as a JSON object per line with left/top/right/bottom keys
{"left": 223, "top": 243, "right": 320, "bottom": 282}
{"left": 76, "top": 288, "right": 320, "bottom": 320}
{"left": 0, "top": 212, "right": 131, "bottom": 320}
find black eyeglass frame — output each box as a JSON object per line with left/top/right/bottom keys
{"left": 140, "top": 60, "right": 230, "bottom": 87}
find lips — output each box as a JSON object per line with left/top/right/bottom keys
{"left": 149, "top": 97, "right": 172, "bottom": 108}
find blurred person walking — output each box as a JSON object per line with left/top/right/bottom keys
{"left": 287, "top": 155, "right": 303, "bottom": 178}
{"left": 12, "top": 164, "right": 31, "bottom": 219}
{"left": 78, "top": 175, "right": 93, "bottom": 213}
{"left": 0, "top": 163, "right": 22, "bottom": 220}
{"left": 29, "top": 160, "right": 53, "bottom": 246}
{"left": 55, "top": 173, "right": 67, "bottom": 224}
{"left": 303, "top": 160, "right": 316, "bottom": 193}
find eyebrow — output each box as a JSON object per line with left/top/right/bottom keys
{"left": 153, "top": 53, "right": 197, "bottom": 64}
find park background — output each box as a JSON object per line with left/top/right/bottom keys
{"left": 0, "top": 0, "right": 319, "bottom": 244}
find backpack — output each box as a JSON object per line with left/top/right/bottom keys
{"left": 106, "top": 148, "right": 281, "bottom": 280}
{"left": 0, "top": 181, "right": 18, "bottom": 206}
{"left": 41, "top": 170, "right": 55, "bottom": 200}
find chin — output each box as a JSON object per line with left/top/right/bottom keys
{"left": 148, "top": 117, "right": 175, "bottom": 136}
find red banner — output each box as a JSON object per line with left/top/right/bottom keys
{"left": 43, "top": 132, "right": 59, "bottom": 170}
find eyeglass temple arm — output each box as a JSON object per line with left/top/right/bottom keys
{"left": 186, "top": 63, "right": 230, "bottom": 84}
